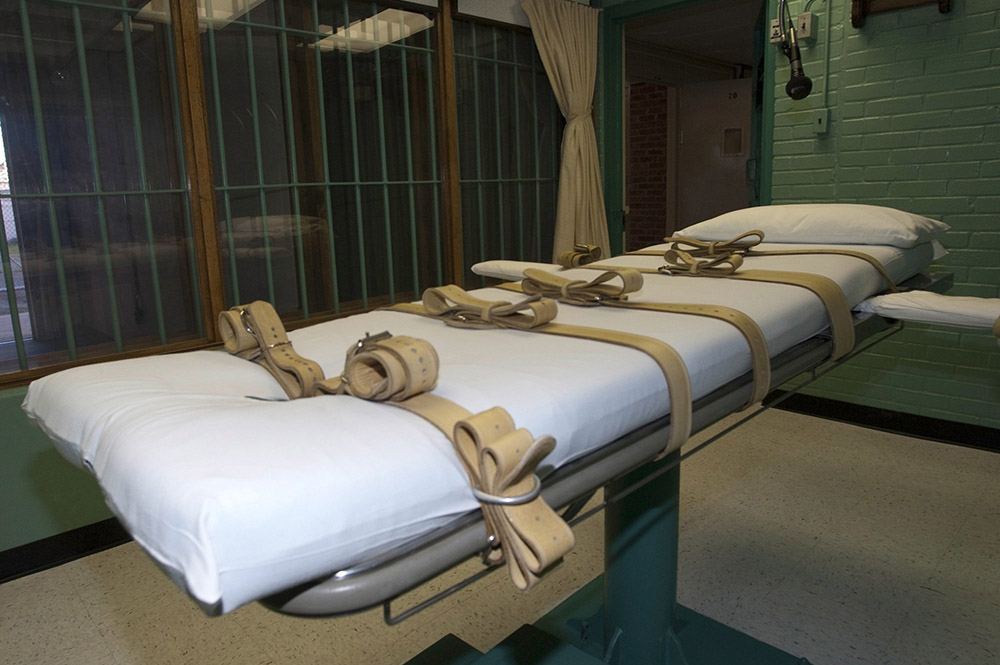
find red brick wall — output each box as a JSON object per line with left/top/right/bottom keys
{"left": 627, "top": 81, "right": 670, "bottom": 251}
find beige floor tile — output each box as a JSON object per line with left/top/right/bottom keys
{"left": 677, "top": 503, "right": 820, "bottom": 624}
{"left": 884, "top": 582, "right": 1000, "bottom": 665}
{"left": 61, "top": 544, "right": 271, "bottom": 665}
{"left": 929, "top": 498, "right": 1000, "bottom": 596}
{"left": 0, "top": 565, "right": 119, "bottom": 665}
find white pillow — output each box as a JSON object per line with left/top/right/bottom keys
{"left": 678, "top": 204, "right": 950, "bottom": 248}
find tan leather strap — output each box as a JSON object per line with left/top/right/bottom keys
{"left": 585, "top": 262, "right": 855, "bottom": 360}
{"left": 219, "top": 301, "right": 326, "bottom": 399}
{"left": 498, "top": 271, "right": 770, "bottom": 407}
{"left": 662, "top": 249, "right": 744, "bottom": 276}
{"left": 630, "top": 232, "right": 898, "bottom": 292}
{"left": 313, "top": 332, "right": 440, "bottom": 402}
{"left": 419, "top": 284, "right": 559, "bottom": 329}
{"left": 728, "top": 270, "right": 854, "bottom": 359}
{"left": 652, "top": 230, "right": 764, "bottom": 257}
{"left": 557, "top": 243, "right": 602, "bottom": 268}
{"left": 391, "top": 289, "right": 693, "bottom": 457}
{"left": 452, "top": 408, "right": 575, "bottom": 590}
{"left": 519, "top": 267, "right": 644, "bottom": 305}
{"left": 221, "top": 302, "right": 573, "bottom": 589}
{"left": 744, "top": 248, "right": 899, "bottom": 292}
{"left": 657, "top": 250, "right": 855, "bottom": 359}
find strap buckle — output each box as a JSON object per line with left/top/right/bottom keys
{"left": 357, "top": 330, "right": 391, "bottom": 350}
{"left": 235, "top": 307, "right": 254, "bottom": 334}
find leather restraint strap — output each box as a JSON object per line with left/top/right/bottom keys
{"left": 219, "top": 301, "right": 327, "bottom": 398}
{"left": 453, "top": 408, "right": 576, "bottom": 590}
{"left": 629, "top": 230, "right": 898, "bottom": 292}
{"left": 497, "top": 269, "right": 771, "bottom": 407}
{"left": 219, "top": 303, "right": 574, "bottom": 590}
{"left": 655, "top": 230, "right": 764, "bottom": 257}
{"left": 557, "top": 243, "right": 602, "bottom": 268}
{"left": 584, "top": 256, "right": 856, "bottom": 361}
{"left": 659, "top": 250, "right": 856, "bottom": 360}
{"left": 311, "top": 333, "right": 575, "bottom": 591}
{"left": 391, "top": 287, "right": 693, "bottom": 457}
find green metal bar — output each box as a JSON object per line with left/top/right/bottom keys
{"left": 160, "top": 0, "right": 204, "bottom": 336}
{"left": 760, "top": 1, "right": 776, "bottom": 205}
{"left": 603, "top": 451, "right": 680, "bottom": 665}
{"left": 532, "top": 65, "right": 542, "bottom": 262}
{"left": 276, "top": 2, "right": 310, "bottom": 318}
{"left": 424, "top": 37, "right": 442, "bottom": 286}
{"left": 0, "top": 112, "right": 27, "bottom": 365}
{"left": 2, "top": 188, "right": 188, "bottom": 199}
{"left": 311, "top": 0, "right": 340, "bottom": 313}
{"left": 0, "top": 215, "right": 26, "bottom": 367}
{"left": 398, "top": 17, "right": 420, "bottom": 298}
{"left": 441, "top": 49, "right": 537, "bottom": 69}
{"left": 440, "top": 176, "right": 555, "bottom": 185}
{"left": 242, "top": 1, "right": 276, "bottom": 304}
{"left": 204, "top": 3, "right": 242, "bottom": 304}
{"left": 212, "top": 179, "right": 440, "bottom": 190}
{"left": 343, "top": 0, "right": 369, "bottom": 309}
{"left": 550, "top": 72, "right": 560, "bottom": 255}
{"left": 73, "top": 4, "right": 124, "bottom": 352}
{"left": 19, "top": 0, "right": 77, "bottom": 360}
{"left": 601, "top": 12, "right": 624, "bottom": 257}
{"left": 44, "top": 0, "right": 149, "bottom": 14}
{"left": 372, "top": 3, "right": 396, "bottom": 303}
{"left": 469, "top": 26, "right": 486, "bottom": 282}
{"left": 513, "top": 65, "right": 524, "bottom": 261}
{"left": 118, "top": 5, "right": 168, "bottom": 344}
{"left": 491, "top": 27, "right": 506, "bottom": 260}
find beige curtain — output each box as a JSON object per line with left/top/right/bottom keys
{"left": 522, "top": 0, "right": 611, "bottom": 261}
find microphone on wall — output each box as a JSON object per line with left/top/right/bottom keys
{"left": 783, "top": 24, "right": 812, "bottom": 100}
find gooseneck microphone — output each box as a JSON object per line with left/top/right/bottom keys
{"left": 784, "top": 24, "right": 813, "bottom": 100}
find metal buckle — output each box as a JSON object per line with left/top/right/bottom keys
{"left": 471, "top": 474, "right": 542, "bottom": 506}
{"left": 357, "top": 330, "right": 391, "bottom": 350}
{"left": 236, "top": 307, "right": 254, "bottom": 334}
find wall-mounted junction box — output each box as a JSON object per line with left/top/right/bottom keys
{"left": 770, "top": 13, "right": 816, "bottom": 44}
{"left": 769, "top": 18, "right": 783, "bottom": 43}
{"left": 810, "top": 108, "right": 829, "bottom": 135}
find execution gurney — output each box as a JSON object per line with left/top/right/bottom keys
{"left": 22, "top": 205, "right": 965, "bottom": 662}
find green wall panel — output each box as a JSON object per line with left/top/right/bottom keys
{"left": 0, "top": 386, "right": 112, "bottom": 552}
{"left": 766, "top": 0, "right": 1000, "bottom": 426}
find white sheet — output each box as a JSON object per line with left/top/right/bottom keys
{"left": 23, "top": 241, "right": 936, "bottom": 614}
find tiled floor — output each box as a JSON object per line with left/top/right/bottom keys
{"left": 2, "top": 409, "right": 998, "bottom": 664}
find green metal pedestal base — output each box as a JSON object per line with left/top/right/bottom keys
{"left": 406, "top": 450, "right": 811, "bottom": 664}
{"left": 535, "top": 577, "right": 810, "bottom": 665}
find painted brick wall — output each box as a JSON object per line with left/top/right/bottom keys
{"left": 771, "top": 0, "right": 1000, "bottom": 427}
{"left": 627, "top": 81, "right": 670, "bottom": 250}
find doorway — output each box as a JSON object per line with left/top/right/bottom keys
{"left": 622, "top": 0, "right": 765, "bottom": 251}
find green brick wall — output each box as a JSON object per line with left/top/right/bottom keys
{"left": 771, "top": 0, "right": 1000, "bottom": 428}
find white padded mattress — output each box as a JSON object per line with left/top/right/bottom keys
{"left": 23, "top": 242, "right": 935, "bottom": 613}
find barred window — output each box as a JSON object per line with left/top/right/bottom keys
{"left": 0, "top": 0, "right": 562, "bottom": 381}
